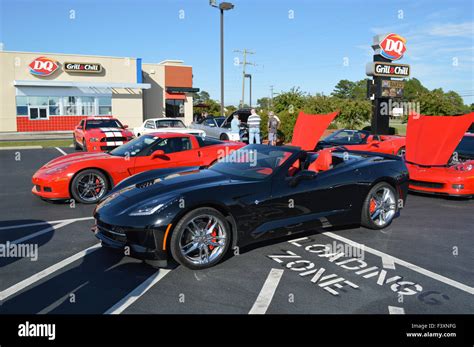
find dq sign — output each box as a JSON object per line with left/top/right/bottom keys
{"left": 29, "top": 57, "right": 59, "bottom": 77}
{"left": 379, "top": 33, "right": 407, "bottom": 61}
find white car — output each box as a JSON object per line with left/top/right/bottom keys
{"left": 133, "top": 118, "right": 206, "bottom": 137}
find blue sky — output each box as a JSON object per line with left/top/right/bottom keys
{"left": 1, "top": 0, "right": 473, "bottom": 105}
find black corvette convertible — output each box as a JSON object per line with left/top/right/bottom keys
{"left": 92, "top": 144, "right": 409, "bottom": 269}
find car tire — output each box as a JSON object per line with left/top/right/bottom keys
{"left": 170, "top": 207, "right": 231, "bottom": 270}
{"left": 70, "top": 169, "right": 109, "bottom": 204}
{"left": 82, "top": 139, "right": 88, "bottom": 152}
{"left": 396, "top": 146, "right": 405, "bottom": 157}
{"left": 220, "top": 134, "right": 229, "bottom": 141}
{"left": 73, "top": 135, "right": 81, "bottom": 150}
{"left": 361, "top": 182, "right": 398, "bottom": 230}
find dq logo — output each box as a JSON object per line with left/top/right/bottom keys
{"left": 29, "top": 57, "right": 59, "bottom": 76}
{"left": 379, "top": 33, "right": 407, "bottom": 61}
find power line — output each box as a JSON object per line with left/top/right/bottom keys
{"left": 234, "top": 49, "right": 256, "bottom": 108}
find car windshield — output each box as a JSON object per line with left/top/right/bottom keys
{"left": 323, "top": 130, "right": 368, "bottom": 144}
{"left": 109, "top": 135, "right": 161, "bottom": 157}
{"left": 214, "top": 117, "right": 225, "bottom": 126}
{"left": 210, "top": 145, "right": 295, "bottom": 180}
{"left": 156, "top": 119, "right": 185, "bottom": 128}
{"left": 85, "top": 119, "right": 123, "bottom": 129}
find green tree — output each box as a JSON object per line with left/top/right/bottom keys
{"left": 332, "top": 80, "right": 356, "bottom": 99}
{"left": 257, "top": 97, "right": 271, "bottom": 110}
{"left": 402, "top": 78, "right": 429, "bottom": 101}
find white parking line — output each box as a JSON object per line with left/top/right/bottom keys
{"left": 105, "top": 269, "right": 171, "bottom": 314}
{"left": 249, "top": 268, "right": 284, "bottom": 314}
{"left": 55, "top": 147, "right": 67, "bottom": 156}
{"left": 323, "top": 232, "right": 474, "bottom": 295}
{"left": 0, "top": 243, "right": 101, "bottom": 302}
{"left": 0, "top": 217, "right": 94, "bottom": 231}
{"left": 9, "top": 221, "right": 72, "bottom": 244}
{"left": 388, "top": 306, "right": 405, "bottom": 314}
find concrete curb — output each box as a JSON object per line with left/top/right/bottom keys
{"left": 0, "top": 146, "right": 43, "bottom": 150}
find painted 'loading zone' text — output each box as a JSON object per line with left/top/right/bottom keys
{"left": 268, "top": 237, "right": 423, "bottom": 297}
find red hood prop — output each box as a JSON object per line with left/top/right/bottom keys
{"left": 290, "top": 111, "right": 339, "bottom": 150}
{"left": 406, "top": 112, "right": 474, "bottom": 166}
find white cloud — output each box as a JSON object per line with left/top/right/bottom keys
{"left": 428, "top": 22, "right": 473, "bottom": 38}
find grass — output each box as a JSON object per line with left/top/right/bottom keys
{"left": 0, "top": 140, "right": 72, "bottom": 148}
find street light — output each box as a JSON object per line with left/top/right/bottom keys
{"left": 210, "top": 1, "right": 234, "bottom": 117}
{"left": 245, "top": 73, "right": 252, "bottom": 108}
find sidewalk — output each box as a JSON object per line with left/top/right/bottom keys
{"left": 0, "top": 131, "right": 71, "bottom": 141}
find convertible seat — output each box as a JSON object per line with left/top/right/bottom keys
{"left": 288, "top": 161, "right": 300, "bottom": 176}
{"left": 308, "top": 149, "right": 333, "bottom": 172}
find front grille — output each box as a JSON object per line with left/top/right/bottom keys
{"left": 101, "top": 137, "right": 126, "bottom": 142}
{"left": 410, "top": 180, "right": 445, "bottom": 189}
{"left": 100, "top": 145, "right": 119, "bottom": 151}
{"left": 96, "top": 220, "right": 158, "bottom": 249}
{"left": 97, "top": 220, "right": 127, "bottom": 243}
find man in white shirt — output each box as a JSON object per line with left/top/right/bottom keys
{"left": 247, "top": 109, "right": 261, "bottom": 144}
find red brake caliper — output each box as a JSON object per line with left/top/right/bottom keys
{"left": 209, "top": 230, "right": 217, "bottom": 251}
{"left": 369, "top": 198, "right": 377, "bottom": 214}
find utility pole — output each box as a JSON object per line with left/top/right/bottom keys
{"left": 234, "top": 49, "right": 256, "bottom": 108}
{"left": 270, "top": 85, "right": 274, "bottom": 108}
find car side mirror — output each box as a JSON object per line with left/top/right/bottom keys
{"left": 289, "top": 170, "right": 316, "bottom": 187}
{"left": 123, "top": 124, "right": 129, "bottom": 129}
{"left": 151, "top": 149, "right": 166, "bottom": 159}
{"left": 370, "top": 140, "right": 380, "bottom": 146}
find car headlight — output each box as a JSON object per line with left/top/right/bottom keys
{"left": 453, "top": 163, "right": 473, "bottom": 171}
{"left": 45, "top": 165, "right": 70, "bottom": 175}
{"left": 129, "top": 201, "right": 164, "bottom": 216}
{"left": 89, "top": 137, "right": 99, "bottom": 142}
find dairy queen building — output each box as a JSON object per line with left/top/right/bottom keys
{"left": 0, "top": 50, "right": 198, "bottom": 132}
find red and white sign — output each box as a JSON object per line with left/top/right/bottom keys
{"left": 379, "top": 34, "right": 407, "bottom": 61}
{"left": 29, "top": 57, "right": 59, "bottom": 77}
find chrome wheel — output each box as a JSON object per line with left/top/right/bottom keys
{"left": 369, "top": 187, "right": 396, "bottom": 227}
{"left": 179, "top": 214, "right": 227, "bottom": 266}
{"left": 76, "top": 173, "right": 107, "bottom": 203}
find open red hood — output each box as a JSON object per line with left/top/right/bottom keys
{"left": 406, "top": 112, "right": 474, "bottom": 166}
{"left": 290, "top": 111, "right": 339, "bottom": 150}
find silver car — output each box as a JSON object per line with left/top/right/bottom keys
{"left": 190, "top": 112, "right": 249, "bottom": 142}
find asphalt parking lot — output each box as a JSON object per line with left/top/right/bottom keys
{"left": 0, "top": 146, "right": 473, "bottom": 314}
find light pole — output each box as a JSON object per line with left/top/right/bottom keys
{"left": 210, "top": 1, "right": 234, "bottom": 117}
{"left": 245, "top": 73, "right": 252, "bottom": 107}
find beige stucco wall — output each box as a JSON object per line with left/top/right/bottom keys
{"left": 0, "top": 51, "right": 144, "bottom": 131}
{"left": 142, "top": 63, "right": 166, "bottom": 120}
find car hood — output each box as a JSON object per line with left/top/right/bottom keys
{"left": 118, "top": 169, "right": 230, "bottom": 201}
{"left": 405, "top": 112, "right": 474, "bottom": 166}
{"left": 290, "top": 111, "right": 339, "bottom": 150}
{"left": 87, "top": 128, "right": 132, "bottom": 136}
{"left": 41, "top": 152, "right": 113, "bottom": 169}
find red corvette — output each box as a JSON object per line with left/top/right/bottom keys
{"left": 311, "top": 113, "right": 406, "bottom": 156}
{"left": 73, "top": 116, "right": 134, "bottom": 152}
{"left": 32, "top": 133, "right": 245, "bottom": 204}
{"left": 405, "top": 112, "right": 474, "bottom": 198}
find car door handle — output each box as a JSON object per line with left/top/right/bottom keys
{"left": 198, "top": 151, "right": 202, "bottom": 157}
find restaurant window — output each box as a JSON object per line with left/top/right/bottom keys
{"left": 49, "top": 97, "right": 60, "bottom": 115}
{"left": 81, "top": 96, "right": 95, "bottom": 115}
{"left": 98, "top": 96, "right": 112, "bottom": 115}
{"left": 63, "top": 96, "right": 78, "bottom": 115}
{"left": 16, "top": 96, "right": 28, "bottom": 116}
{"left": 165, "top": 99, "right": 185, "bottom": 118}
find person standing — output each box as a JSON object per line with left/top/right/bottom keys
{"left": 267, "top": 111, "right": 280, "bottom": 146}
{"left": 247, "top": 109, "right": 261, "bottom": 144}
{"left": 230, "top": 114, "right": 241, "bottom": 141}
